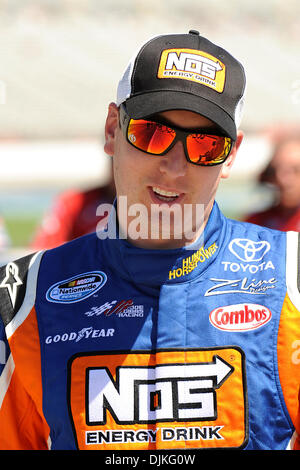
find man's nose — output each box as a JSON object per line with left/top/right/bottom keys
{"left": 159, "top": 141, "right": 188, "bottom": 177}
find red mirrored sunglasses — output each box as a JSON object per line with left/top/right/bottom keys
{"left": 119, "top": 105, "right": 234, "bottom": 166}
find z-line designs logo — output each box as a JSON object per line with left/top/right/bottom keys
{"left": 68, "top": 348, "right": 248, "bottom": 450}
{"left": 158, "top": 48, "right": 226, "bottom": 92}
{"left": 205, "top": 277, "right": 277, "bottom": 296}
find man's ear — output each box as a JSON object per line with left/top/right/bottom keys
{"left": 104, "top": 102, "right": 119, "bottom": 157}
{"left": 221, "top": 130, "right": 244, "bottom": 179}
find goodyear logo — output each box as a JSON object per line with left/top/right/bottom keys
{"left": 158, "top": 48, "right": 226, "bottom": 92}
{"left": 169, "top": 242, "right": 218, "bottom": 280}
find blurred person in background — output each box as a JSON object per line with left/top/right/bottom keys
{"left": 245, "top": 132, "right": 300, "bottom": 231}
{"left": 31, "top": 163, "right": 115, "bottom": 249}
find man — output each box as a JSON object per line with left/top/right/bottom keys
{"left": 245, "top": 135, "right": 300, "bottom": 231}
{"left": 0, "top": 30, "right": 299, "bottom": 451}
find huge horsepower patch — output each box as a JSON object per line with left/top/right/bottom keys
{"left": 67, "top": 347, "right": 248, "bottom": 450}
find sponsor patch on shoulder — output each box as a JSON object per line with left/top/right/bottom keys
{"left": 46, "top": 271, "right": 107, "bottom": 304}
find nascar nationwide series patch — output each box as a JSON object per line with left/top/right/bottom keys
{"left": 46, "top": 271, "right": 107, "bottom": 303}
{"left": 67, "top": 347, "right": 248, "bottom": 450}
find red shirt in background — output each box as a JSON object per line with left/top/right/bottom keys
{"left": 245, "top": 205, "right": 300, "bottom": 232}
{"left": 31, "top": 185, "right": 114, "bottom": 249}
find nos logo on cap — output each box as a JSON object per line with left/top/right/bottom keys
{"left": 158, "top": 48, "right": 226, "bottom": 92}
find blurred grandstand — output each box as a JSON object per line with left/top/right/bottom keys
{"left": 0, "top": 0, "right": 299, "bottom": 261}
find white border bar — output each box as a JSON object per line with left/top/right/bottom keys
{"left": 286, "top": 231, "right": 300, "bottom": 310}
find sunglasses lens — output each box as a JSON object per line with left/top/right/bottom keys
{"left": 123, "top": 110, "right": 232, "bottom": 166}
{"left": 127, "top": 120, "right": 176, "bottom": 154}
{"left": 187, "top": 134, "right": 232, "bottom": 165}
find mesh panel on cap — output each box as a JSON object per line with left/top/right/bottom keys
{"left": 116, "top": 57, "right": 134, "bottom": 106}
{"left": 116, "top": 34, "right": 170, "bottom": 106}
{"left": 234, "top": 86, "right": 246, "bottom": 128}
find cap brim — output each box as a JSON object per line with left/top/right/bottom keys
{"left": 124, "top": 91, "right": 237, "bottom": 140}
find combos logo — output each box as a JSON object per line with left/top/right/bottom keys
{"left": 46, "top": 271, "right": 107, "bottom": 304}
{"left": 158, "top": 48, "right": 226, "bottom": 92}
{"left": 209, "top": 304, "right": 272, "bottom": 332}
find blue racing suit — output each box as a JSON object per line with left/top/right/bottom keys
{"left": 0, "top": 202, "right": 300, "bottom": 450}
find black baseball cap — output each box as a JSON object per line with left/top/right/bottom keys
{"left": 117, "top": 30, "right": 246, "bottom": 140}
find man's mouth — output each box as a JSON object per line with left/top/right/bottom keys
{"left": 151, "top": 186, "right": 180, "bottom": 203}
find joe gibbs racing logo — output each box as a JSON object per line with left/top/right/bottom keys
{"left": 84, "top": 300, "right": 144, "bottom": 318}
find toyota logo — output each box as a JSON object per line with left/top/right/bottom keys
{"left": 228, "top": 238, "right": 271, "bottom": 262}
